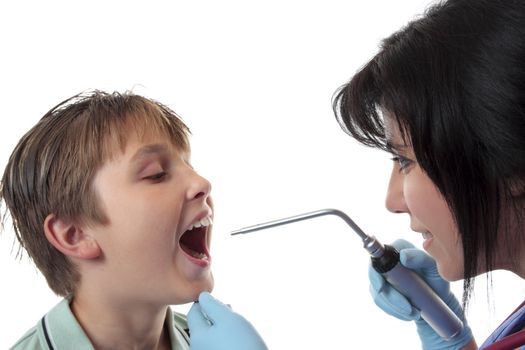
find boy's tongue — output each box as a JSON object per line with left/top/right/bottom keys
{"left": 180, "top": 227, "right": 209, "bottom": 260}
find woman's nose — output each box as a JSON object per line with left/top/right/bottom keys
{"left": 186, "top": 170, "right": 212, "bottom": 201}
{"left": 385, "top": 165, "right": 408, "bottom": 214}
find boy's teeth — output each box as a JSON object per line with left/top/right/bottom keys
{"left": 201, "top": 216, "right": 213, "bottom": 226}
{"left": 187, "top": 216, "right": 213, "bottom": 231}
{"left": 190, "top": 250, "right": 208, "bottom": 259}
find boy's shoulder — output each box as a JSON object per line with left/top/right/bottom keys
{"left": 10, "top": 300, "right": 191, "bottom": 350}
{"left": 9, "top": 325, "right": 44, "bottom": 350}
{"left": 9, "top": 298, "right": 94, "bottom": 350}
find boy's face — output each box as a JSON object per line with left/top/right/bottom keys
{"left": 85, "top": 133, "right": 214, "bottom": 305}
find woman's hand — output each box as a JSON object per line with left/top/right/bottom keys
{"left": 368, "top": 239, "right": 474, "bottom": 349}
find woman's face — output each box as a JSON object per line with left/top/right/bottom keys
{"left": 384, "top": 117, "right": 464, "bottom": 281}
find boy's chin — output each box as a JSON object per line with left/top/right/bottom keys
{"left": 191, "top": 285, "right": 213, "bottom": 302}
{"left": 183, "top": 277, "right": 214, "bottom": 304}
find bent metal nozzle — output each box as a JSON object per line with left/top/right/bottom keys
{"left": 231, "top": 208, "right": 465, "bottom": 340}
{"left": 230, "top": 208, "right": 385, "bottom": 257}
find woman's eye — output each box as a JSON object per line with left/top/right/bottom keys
{"left": 390, "top": 155, "right": 413, "bottom": 173}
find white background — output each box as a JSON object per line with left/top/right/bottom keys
{"left": 1, "top": 1, "right": 525, "bottom": 349}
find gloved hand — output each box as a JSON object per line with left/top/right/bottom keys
{"left": 187, "top": 292, "right": 268, "bottom": 350}
{"left": 368, "top": 239, "right": 473, "bottom": 350}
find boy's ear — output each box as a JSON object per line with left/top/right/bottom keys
{"left": 43, "top": 214, "right": 101, "bottom": 260}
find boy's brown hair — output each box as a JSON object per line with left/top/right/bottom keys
{"left": 1, "top": 90, "right": 190, "bottom": 296}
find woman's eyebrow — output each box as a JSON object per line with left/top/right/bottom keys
{"left": 386, "top": 140, "right": 407, "bottom": 153}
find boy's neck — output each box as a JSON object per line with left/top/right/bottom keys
{"left": 70, "top": 291, "right": 171, "bottom": 350}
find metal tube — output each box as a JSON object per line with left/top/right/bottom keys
{"left": 231, "top": 208, "right": 369, "bottom": 240}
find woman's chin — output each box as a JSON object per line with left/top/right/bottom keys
{"left": 437, "top": 263, "right": 463, "bottom": 282}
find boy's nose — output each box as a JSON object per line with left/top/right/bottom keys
{"left": 385, "top": 165, "right": 408, "bottom": 214}
{"left": 187, "top": 171, "right": 212, "bottom": 201}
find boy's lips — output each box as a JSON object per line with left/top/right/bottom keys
{"left": 179, "top": 213, "right": 213, "bottom": 266}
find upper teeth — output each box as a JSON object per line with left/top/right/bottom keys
{"left": 187, "top": 216, "right": 213, "bottom": 231}
{"left": 422, "top": 232, "right": 432, "bottom": 239}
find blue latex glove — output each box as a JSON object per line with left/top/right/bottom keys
{"left": 187, "top": 292, "right": 268, "bottom": 350}
{"left": 368, "top": 239, "right": 473, "bottom": 350}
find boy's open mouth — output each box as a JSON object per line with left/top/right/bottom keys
{"left": 179, "top": 217, "right": 212, "bottom": 261}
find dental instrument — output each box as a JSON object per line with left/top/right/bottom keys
{"left": 231, "top": 208, "right": 464, "bottom": 340}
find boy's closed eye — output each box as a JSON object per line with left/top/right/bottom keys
{"left": 140, "top": 164, "right": 168, "bottom": 182}
{"left": 137, "top": 162, "right": 168, "bottom": 182}
{"left": 130, "top": 143, "right": 172, "bottom": 182}
{"left": 144, "top": 171, "right": 167, "bottom": 181}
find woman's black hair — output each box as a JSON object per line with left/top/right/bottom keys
{"left": 333, "top": 0, "right": 525, "bottom": 305}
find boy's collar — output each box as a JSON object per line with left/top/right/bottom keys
{"left": 39, "top": 297, "right": 94, "bottom": 350}
{"left": 39, "top": 297, "right": 190, "bottom": 350}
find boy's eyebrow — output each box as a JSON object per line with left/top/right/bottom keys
{"left": 130, "top": 144, "right": 170, "bottom": 162}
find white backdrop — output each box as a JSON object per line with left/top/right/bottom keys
{"left": 1, "top": 1, "right": 525, "bottom": 348}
